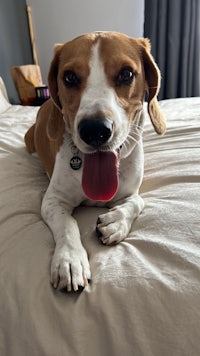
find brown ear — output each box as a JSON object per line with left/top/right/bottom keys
{"left": 140, "top": 39, "right": 166, "bottom": 135}
{"left": 47, "top": 44, "right": 65, "bottom": 140}
{"left": 48, "top": 44, "right": 63, "bottom": 110}
{"left": 47, "top": 103, "right": 65, "bottom": 140}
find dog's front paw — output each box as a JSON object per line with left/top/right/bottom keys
{"left": 96, "top": 207, "right": 132, "bottom": 245}
{"left": 51, "top": 246, "right": 91, "bottom": 292}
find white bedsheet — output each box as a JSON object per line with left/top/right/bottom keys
{"left": 0, "top": 98, "right": 200, "bottom": 356}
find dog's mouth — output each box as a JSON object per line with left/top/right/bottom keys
{"left": 82, "top": 149, "right": 120, "bottom": 202}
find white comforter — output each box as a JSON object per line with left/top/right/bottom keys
{"left": 0, "top": 98, "right": 200, "bottom": 356}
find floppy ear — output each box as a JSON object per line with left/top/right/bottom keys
{"left": 46, "top": 103, "right": 65, "bottom": 141}
{"left": 46, "top": 44, "right": 66, "bottom": 140}
{"left": 48, "top": 44, "right": 63, "bottom": 110}
{"left": 140, "top": 39, "right": 166, "bottom": 135}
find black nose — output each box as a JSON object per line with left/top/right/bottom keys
{"left": 78, "top": 117, "right": 113, "bottom": 147}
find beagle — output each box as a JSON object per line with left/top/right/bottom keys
{"left": 25, "top": 32, "right": 166, "bottom": 292}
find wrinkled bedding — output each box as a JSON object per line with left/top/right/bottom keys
{"left": 0, "top": 98, "right": 200, "bottom": 356}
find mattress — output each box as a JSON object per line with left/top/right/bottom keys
{"left": 0, "top": 95, "right": 200, "bottom": 356}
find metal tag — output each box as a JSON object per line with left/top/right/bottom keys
{"left": 70, "top": 156, "right": 82, "bottom": 170}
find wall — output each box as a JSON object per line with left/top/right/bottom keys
{"left": 0, "top": 0, "right": 33, "bottom": 103}
{"left": 28, "top": 0, "right": 144, "bottom": 84}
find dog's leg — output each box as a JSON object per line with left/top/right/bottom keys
{"left": 41, "top": 194, "right": 91, "bottom": 292}
{"left": 96, "top": 194, "right": 144, "bottom": 245}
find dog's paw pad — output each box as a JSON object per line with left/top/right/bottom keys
{"left": 96, "top": 218, "right": 103, "bottom": 238}
{"left": 96, "top": 225, "right": 103, "bottom": 238}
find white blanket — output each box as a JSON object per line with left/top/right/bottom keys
{"left": 0, "top": 98, "right": 200, "bottom": 356}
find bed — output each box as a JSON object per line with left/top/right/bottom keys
{"left": 0, "top": 76, "right": 200, "bottom": 356}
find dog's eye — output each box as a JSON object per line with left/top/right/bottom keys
{"left": 115, "top": 67, "right": 135, "bottom": 86}
{"left": 63, "top": 71, "right": 80, "bottom": 88}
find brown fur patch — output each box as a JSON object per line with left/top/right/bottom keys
{"left": 99, "top": 33, "right": 146, "bottom": 122}
{"left": 49, "top": 33, "right": 101, "bottom": 133}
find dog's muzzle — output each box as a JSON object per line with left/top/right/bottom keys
{"left": 78, "top": 117, "right": 113, "bottom": 148}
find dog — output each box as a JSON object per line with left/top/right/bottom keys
{"left": 25, "top": 32, "right": 166, "bottom": 292}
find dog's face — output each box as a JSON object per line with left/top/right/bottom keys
{"left": 48, "top": 32, "right": 166, "bottom": 157}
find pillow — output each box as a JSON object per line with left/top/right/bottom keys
{"left": 0, "top": 76, "right": 11, "bottom": 113}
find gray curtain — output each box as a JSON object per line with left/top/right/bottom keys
{"left": 0, "top": 0, "right": 33, "bottom": 103}
{"left": 144, "top": 0, "right": 200, "bottom": 100}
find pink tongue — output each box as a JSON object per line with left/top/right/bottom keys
{"left": 82, "top": 151, "right": 119, "bottom": 201}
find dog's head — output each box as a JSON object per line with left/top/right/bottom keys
{"left": 48, "top": 32, "right": 166, "bottom": 152}
{"left": 47, "top": 32, "right": 166, "bottom": 201}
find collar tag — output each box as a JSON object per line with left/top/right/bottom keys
{"left": 70, "top": 145, "right": 82, "bottom": 170}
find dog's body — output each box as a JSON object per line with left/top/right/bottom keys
{"left": 25, "top": 32, "right": 166, "bottom": 292}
